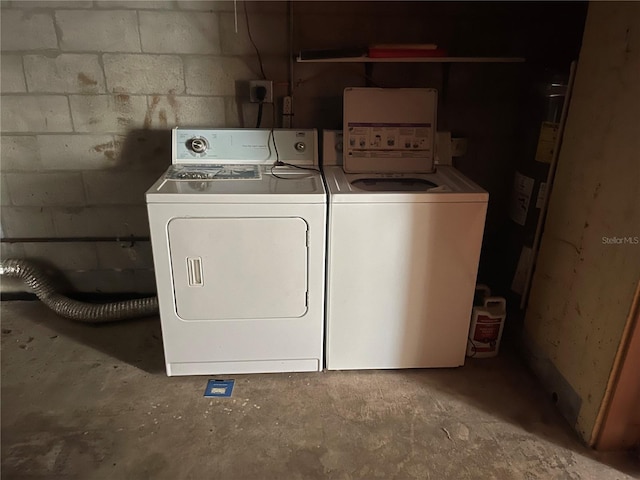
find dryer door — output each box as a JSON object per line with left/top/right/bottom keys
{"left": 168, "top": 217, "right": 308, "bottom": 320}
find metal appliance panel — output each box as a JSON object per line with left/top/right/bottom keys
{"left": 168, "top": 217, "right": 308, "bottom": 320}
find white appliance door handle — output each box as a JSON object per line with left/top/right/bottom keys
{"left": 186, "top": 257, "right": 204, "bottom": 287}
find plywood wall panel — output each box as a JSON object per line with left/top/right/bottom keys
{"left": 524, "top": 2, "right": 640, "bottom": 443}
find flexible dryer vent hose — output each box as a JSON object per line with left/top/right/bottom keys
{"left": 0, "top": 259, "right": 158, "bottom": 323}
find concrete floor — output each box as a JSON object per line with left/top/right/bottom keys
{"left": 1, "top": 300, "right": 638, "bottom": 480}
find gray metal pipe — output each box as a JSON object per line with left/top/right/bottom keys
{"left": 0, "top": 259, "right": 158, "bottom": 323}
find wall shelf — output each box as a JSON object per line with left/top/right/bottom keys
{"left": 296, "top": 56, "right": 526, "bottom": 63}
{"left": 294, "top": 55, "right": 525, "bottom": 105}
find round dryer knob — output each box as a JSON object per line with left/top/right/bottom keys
{"left": 187, "top": 137, "right": 209, "bottom": 154}
{"left": 294, "top": 142, "right": 306, "bottom": 153}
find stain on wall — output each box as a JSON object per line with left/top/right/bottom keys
{"left": 0, "top": 1, "right": 586, "bottom": 293}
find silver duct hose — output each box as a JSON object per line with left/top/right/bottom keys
{"left": 0, "top": 258, "right": 158, "bottom": 323}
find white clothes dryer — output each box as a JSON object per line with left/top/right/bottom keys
{"left": 147, "top": 129, "right": 326, "bottom": 376}
{"left": 324, "top": 88, "right": 489, "bottom": 370}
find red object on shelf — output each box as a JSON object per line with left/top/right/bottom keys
{"left": 368, "top": 48, "right": 448, "bottom": 58}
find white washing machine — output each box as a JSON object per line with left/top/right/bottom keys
{"left": 146, "top": 128, "right": 326, "bottom": 376}
{"left": 324, "top": 88, "right": 489, "bottom": 370}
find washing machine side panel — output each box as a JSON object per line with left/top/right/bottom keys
{"left": 326, "top": 200, "right": 487, "bottom": 369}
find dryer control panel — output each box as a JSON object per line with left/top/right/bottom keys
{"left": 173, "top": 128, "right": 318, "bottom": 166}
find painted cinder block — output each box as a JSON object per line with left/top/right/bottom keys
{"left": 1, "top": 176, "right": 11, "bottom": 206}
{"left": 51, "top": 206, "right": 92, "bottom": 237}
{"left": 82, "top": 171, "right": 158, "bottom": 205}
{"left": 245, "top": 1, "right": 289, "bottom": 13}
{"left": 55, "top": 10, "right": 141, "bottom": 52}
{"left": 52, "top": 205, "right": 151, "bottom": 237}
{"left": 177, "top": 1, "right": 234, "bottom": 12}
{"left": 0, "top": 206, "right": 56, "bottom": 238}
{"left": 185, "top": 56, "right": 257, "bottom": 95}
{"left": 24, "top": 54, "right": 105, "bottom": 94}
{"left": 96, "top": 241, "right": 154, "bottom": 270}
{"left": 224, "top": 97, "right": 243, "bottom": 128}
{"left": 69, "top": 94, "right": 148, "bottom": 133}
{"left": 219, "top": 12, "right": 287, "bottom": 55}
{"left": 90, "top": 206, "right": 151, "bottom": 236}
{"left": 23, "top": 242, "right": 99, "bottom": 271}
{"left": 178, "top": 96, "right": 225, "bottom": 127}
{"left": 11, "top": 1, "right": 93, "bottom": 8}
{"left": 139, "top": 11, "right": 220, "bottom": 54}
{"left": 103, "top": 54, "right": 184, "bottom": 95}
{"left": 1, "top": 55, "right": 26, "bottom": 93}
{"left": 37, "top": 135, "right": 122, "bottom": 170}
{"left": 5, "top": 172, "right": 86, "bottom": 206}
{"left": 0, "top": 10, "right": 58, "bottom": 51}
{"left": 0, "top": 242, "right": 25, "bottom": 261}
{"left": 114, "top": 130, "right": 172, "bottom": 172}
{"left": 225, "top": 98, "right": 275, "bottom": 129}
{"left": 0, "top": 136, "right": 42, "bottom": 171}
{"left": 95, "top": 1, "right": 173, "bottom": 9}
{"left": 134, "top": 268, "right": 158, "bottom": 294}
{"left": 143, "top": 95, "right": 225, "bottom": 129}
{"left": 1, "top": 96, "right": 72, "bottom": 133}
{"left": 63, "top": 269, "right": 137, "bottom": 294}
{"left": 178, "top": 1, "right": 286, "bottom": 13}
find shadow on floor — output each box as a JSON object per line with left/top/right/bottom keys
{"left": 14, "top": 300, "right": 166, "bottom": 375}
{"left": 2, "top": 300, "right": 639, "bottom": 477}
{"left": 398, "top": 354, "right": 640, "bottom": 477}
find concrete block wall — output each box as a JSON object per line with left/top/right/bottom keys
{"left": 1, "top": 0, "right": 283, "bottom": 293}
{"left": 1, "top": 1, "right": 586, "bottom": 295}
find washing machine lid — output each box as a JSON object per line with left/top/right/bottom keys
{"left": 324, "top": 166, "right": 488, "bottom": 203}
{"left": 146, "top": 166, "right": 326, "bottom": 204}
{"left": 343, "top": 88, "right": 437, "bottom": 174}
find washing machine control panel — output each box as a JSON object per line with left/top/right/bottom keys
{"left": 173, "top": 128, "right": 317, "bottom": 166}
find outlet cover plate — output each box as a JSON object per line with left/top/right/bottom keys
{"left": 249, "top": 80, "right": 273, "bottom": 103}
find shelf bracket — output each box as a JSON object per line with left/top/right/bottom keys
{"left": 364, "top": 62, "right": 374, "bottom": 87}
{"left": 441, "top": 62, "right": 451, "bottom": 106}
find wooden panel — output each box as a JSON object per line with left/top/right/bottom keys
{"left": 523, "top": 2, "right": 640, "bottom": 443}
{"left": 594, "top": 281, "right": 640, "bottom": 450}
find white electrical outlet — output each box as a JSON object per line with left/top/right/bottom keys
{"left": 249, "top": 80, "right": 273, "bottom": 103}
{"left": 451, "top": 137, "right": 468, "bottom": 157}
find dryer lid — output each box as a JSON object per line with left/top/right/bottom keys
{"left": 146, "top": 166, "right": 327, "bottom": 204}
{"left": 343, "top": 88, "right": 437, "bottom": 174}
